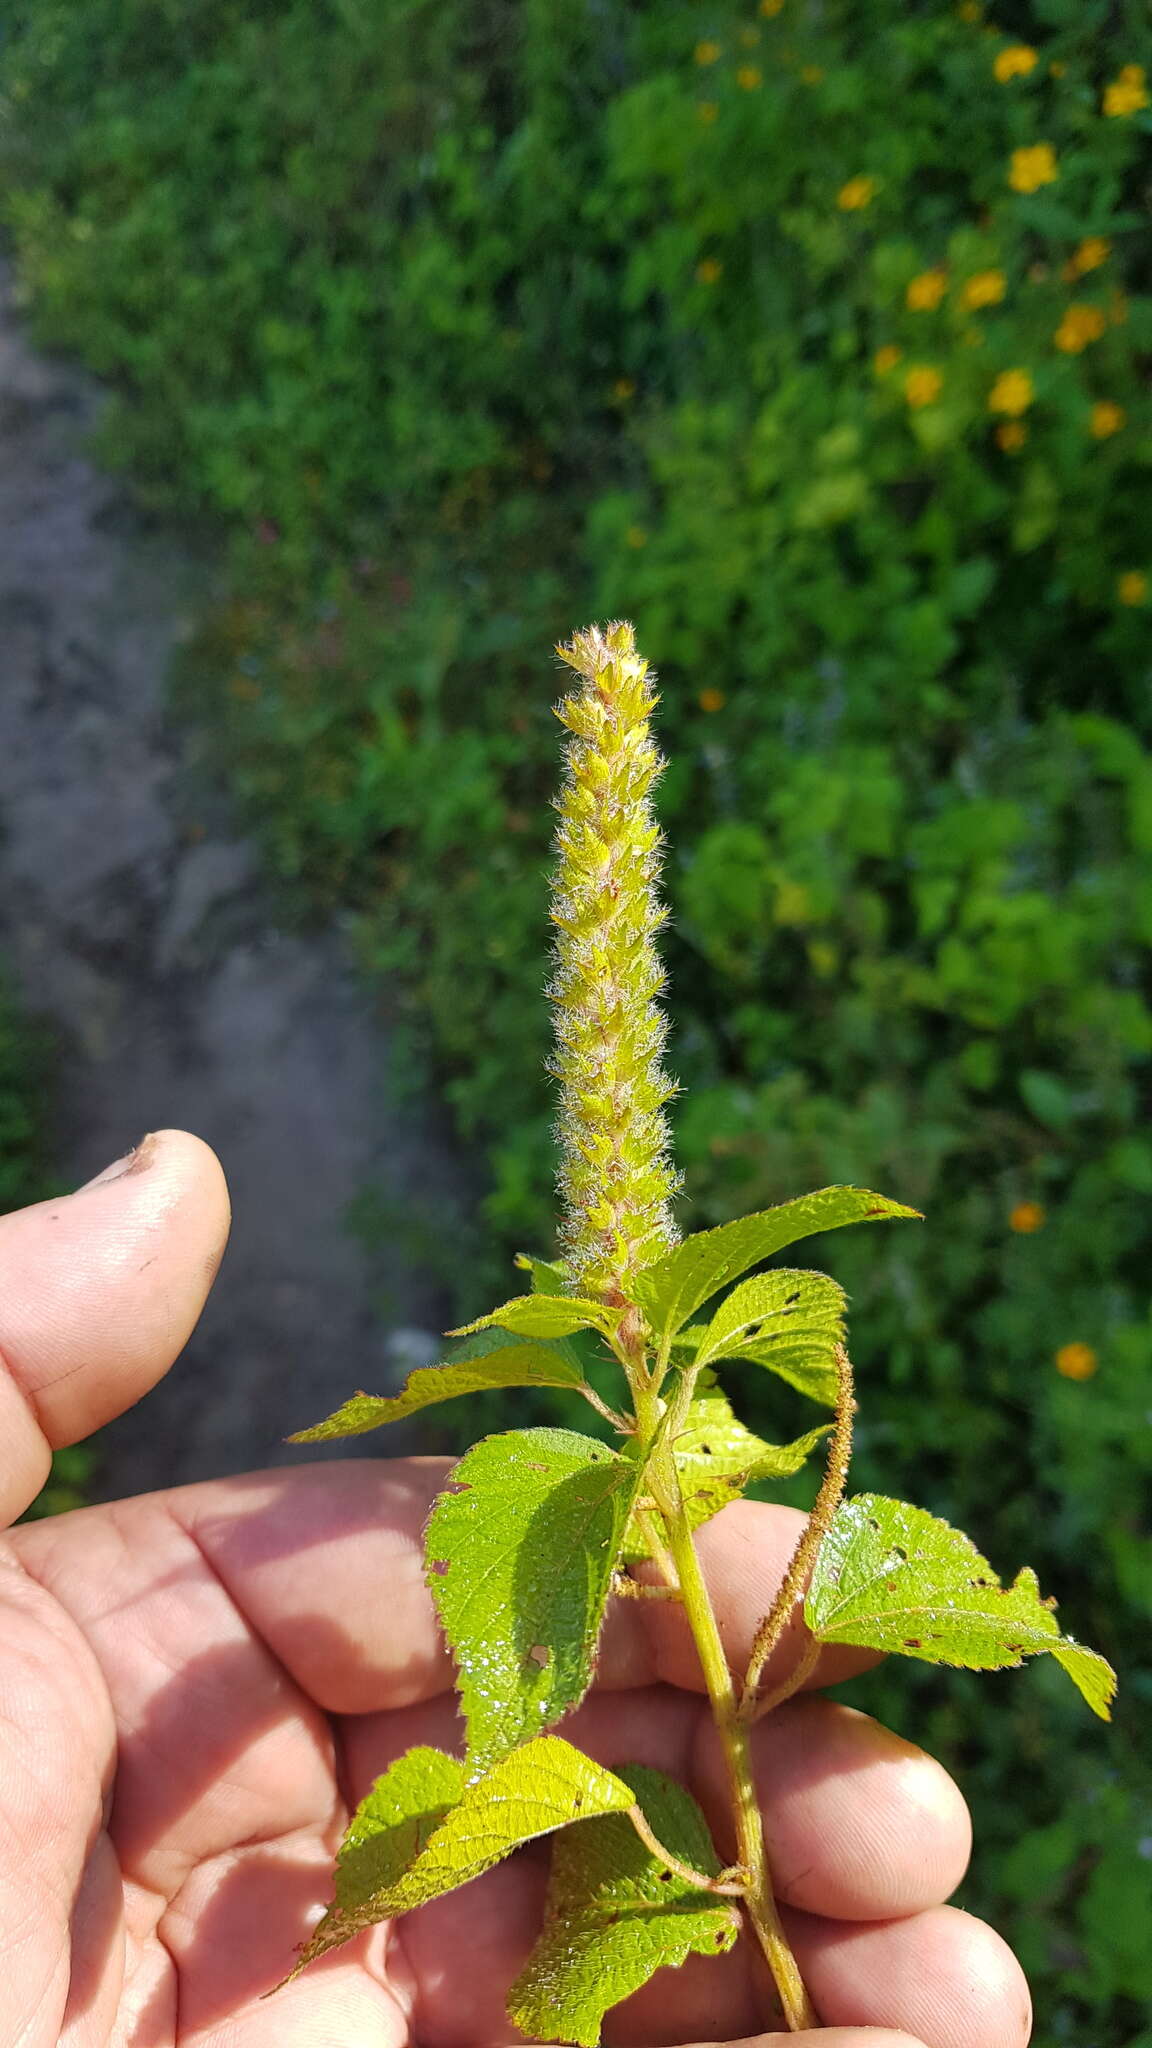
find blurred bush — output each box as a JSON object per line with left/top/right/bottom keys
{"left": 2, "top": 0, "right": 1150, "bottom": 2033}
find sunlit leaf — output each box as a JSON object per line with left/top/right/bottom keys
{"left": 806, "top": 1495, "right": 1116, "bottom": 1718}
{"left": 450, "top": 1292, "right": 614, "bottom": 1340}
{"left": 623, "top": 1379, "right": 830, "bottom": 1557}
{"left": 427, "top": 1427, "right": 643, "bottom": 1769}
{"left": 690, "top": 1269, "right": 846, "bottom": 1380}
{"left": 287, "top": 1329, "right": 586, "bottom": 1441}
{"left": 508, "top": 1765, "right": 738, "bottom": 2047}
{"left": 516, "top": 1251, "right": 570, "bottom": 1295}
{"left": 671, "top": 1322, "right": 840, "bottom": 1405}
{"left": 633, "top": 1187, "right": 919, "bottom": 1339}
{"left": 289, "top": 1737, "right": 634, "bottom": 1976}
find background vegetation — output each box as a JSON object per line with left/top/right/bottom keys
{"left": 1, "top": 0, "right": 1149, "bottom": 2036}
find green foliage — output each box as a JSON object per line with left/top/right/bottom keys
{"left": 508, "top": 1766, "right": 739, "bottom": 2047}
{"left": 4, "top": 0, "right": 1149, "bottom": 2029}
{"left": 425, "top": 1426, "right": 642, "bottom": 1771}
{"left": 290, "top": 1735, "right": 635, "bottom": 1976}
{"left": 807, "top": 1493, "right": 1116, "bottom": 1716}
{"left": 623, "top": 1378, "right": 829, "bottom": 1555}
{"left": 286, "top": 1329, "right": 588, "bottom": 1441}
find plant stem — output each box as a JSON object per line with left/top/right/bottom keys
{"left": 659, "top": 1485, "right": 818, "bottom": 2032}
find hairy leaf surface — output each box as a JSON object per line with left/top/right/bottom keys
{"left": 806, "top": 1495, "right": 1116, "bottom": 1718}
{"left": 633, "top": 1186, "right": 919, "bottom": 1339}
{"left": 507, "top": 1765, "right": 738, "bottom": 2047}
{"left": 291, "top": 1737, "right": 634, "bottom": 1976}
{"left": 515, "top": 1251, "right": 570, "bottom": 1294}
{"left": 691, "top": 1269, "right": 846, "bottom": 1379}
{"left": 287, "top": 1329, "right": 586, "bottom": 1441}
{"left": 427, "top": 1427, "right": 643, "bottom": 1769}
{"left": 451, "top": 1292, "right": 613, "bottom": 1340}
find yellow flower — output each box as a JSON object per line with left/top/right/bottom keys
{"left": 1104, "top": 64, "right": 1149, "bottom": 116}
{"left": 904, "top": 365, "right": 943, "bottom": 407}
{"left": 698, "top": 687, "right": 726, "bottom": 712}
{"left": 626, "top": 525, "right": 648, "bottom": 549}
{"left": 1056, "top": 1342, "right": 1098, "bottom": 1381}
{"left": 694, "top": 40, "right": 722, "bottom": 65}
{"left": 696, "top": 257, "right": 723, "bottom": 284}
{"left": 612, "top": 377, "right": 636, "bottom": 401}
{"left": 759, "top": 0, "right": 785, "bottom": 15}
{"left": 697, "top": 100, "right": 719, "bottom": 123}
{"left": 1055, "top": 303, "right": 1107, "bottom": 353}
{"left": 988, "top": 368, "right": 1034, "bottom": 415}
{"left": 1090, "top": 401, "right": 1125, "bottom": 439}
{"left": 1118, "top": 570, "right": 1149, "bottom": 606}
{"left": 736, "top": 65, "right": 763, "bottom": 89}
{"left": 800, "top": 64, "right": 825, "bottom": 84}
{"left": 961, "top": 268, "right": 1006, "bottom": 309}
{"left": 907, "top": 269, "right": 948, "bottom": 310}
{"left": 994, "top": 44, "right": 1038, "bottom": 82}
{"left": 873, "top": 343, "right": 903, "bottom": 375}
{"left": 996, "top": 421, "right": 1028, "bottom": 450}
{"left": 1009, "top": 142, "right": 1059, "bottom": 193}
{"left": 1065, "top": 236, "right": 1111, "bottom": 279}
{"left": 1010, "top": 1200, "right": 1046, "bottom": 1233}
{"left": 837, "top": 175, "right": 876, "bottom": 210}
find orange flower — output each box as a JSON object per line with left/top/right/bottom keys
{"left": 1009, "top": 143, "right": 1058, "bottom": 193}
{"left": 988, "top": 368, "right": 1034, "bottom": 416}
{"left": 907, "top": 270, "right": 948, "bottom": 310}
{"left": 961, "top": 269, "right": 1006, "bottom": 309}
{"left": 736, "top": 65, "right": 763, "bottom": 89}
{"left": 696, "top": 257, "right": 723, "bottom": 284}
{"left": 994, "top": 45, "right": 1038, "bottom": 82}
{"left": 873, "top": 343, "right": 903, "bottom": 375}
{"left": 996, "top": 421, "right": 1028, "bottom": 451}
{"left": 1090, "top": 401, "right": 1124, "bottom": 439}
{"left": 1118, "top": 570, "right": 1148, "bottom": 606}
{"left": 904, "top": 365, "right": 943, "bottom": 407}
{"left": 694, "top": 40, "right": 722, "bottom": 65}
{"left": 1104, "top": 64, "right": 1149, "bottom": 116}
{"left": 1065, "top": 236, "right": 1111, "bottom": 279}
{"left": 838, "top": 175, "right": 876, "bottom": 210}
{"left": 1055, "top": 1343, "right": 1098, "bottom": 1381}
{"left": 1010, "top": 1200, "right": 1046, "bottom": 1234}
{"left": 1055, "top": 304, "right": 1107, "bottom": 353}
{"left": 698, "top": 687, "right": 727, "bottom": 712}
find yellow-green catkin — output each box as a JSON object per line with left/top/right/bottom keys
{"left": 549, "top": 621, "right": 680, "bottom": 1303}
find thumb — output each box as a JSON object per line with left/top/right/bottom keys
{"left": 0, "top": 1129, "right": 230, "bottom": 1524}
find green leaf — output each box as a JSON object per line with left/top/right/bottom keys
{"left": 450, "top": 1292, "right": 613, "bottom": 1340}
{"left": 286, "top": 1329, "right": 587, "bottom": 1441}
{"left": 508, "top": 1764, "right": 739, "bottom": 2047}
{"left": 632, "top": 1186, "right": 919, "bottom": 1339}
{"left": 516, "top": 1251, "right": 570, "bottom": 1294}
{"left": 623, "top": 1379, "right": 830, "bottom": 1557}
{"left": 806, "top": 1495, "right": 1116, "bottom": 1719}
{"left": 291, "top": 1737, "right": 634, "bottom": 1976}
{"left": 671, "top": 1323, "right": 840, "bottom": 1405}
{"left": 427, "top": 1427, "right": 643, "bottom": 1769}
{"left": 690, "top": 1269, "right": 846, "bottom": 1381}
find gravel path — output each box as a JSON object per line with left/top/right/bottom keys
{"left": 0, "top": 257, "right": 465, "bottom": 1498}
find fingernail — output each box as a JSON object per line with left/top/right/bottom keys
{"left": 78, "top": 1134, "right": 158, "bottom": 1190}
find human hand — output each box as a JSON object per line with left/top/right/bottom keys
{"left": 0, "top": 1132, "right": 1031, "bottom": 2047}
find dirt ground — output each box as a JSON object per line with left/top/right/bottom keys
{"left": 0, "top": 256, "right": 468, "bottom": 1498}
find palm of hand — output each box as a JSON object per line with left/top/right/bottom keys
{"left": 0, "top": 1134, "right": 1030, "bottom": 2048}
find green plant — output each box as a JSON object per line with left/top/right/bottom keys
{"left": 281, "top": 625, "right": 1114, "bottom": 2039}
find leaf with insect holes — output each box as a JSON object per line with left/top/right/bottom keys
{"left": 689, "top": 1269, "right": 846, "bottom": 1381}
{"left": 672, "top": 1319, "right": 839, "bottom": 1406}
{"left": 286, "top": 1738, "right": 635, "bottom": 1978}
{"left": 508, "top": 1765, "right": 739, "bottom": 2047}
{"left": 286, "top": 1328, "right": 586, "bottom": 1441}
{"left": 632, "top": 1186, "right": 919, "bottom": 1340}
{"left": 427, "top": 1428, "right": 643, "bottom": 1771}
{"left": 450, "top": 1293, "right": 614, "bottom": 1341}
{"left": 805, "top": 1495, "right": 1116, "bottom": 1719}
{"left": 622, "top": 1379, "right": 830, "bottom": 1558}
